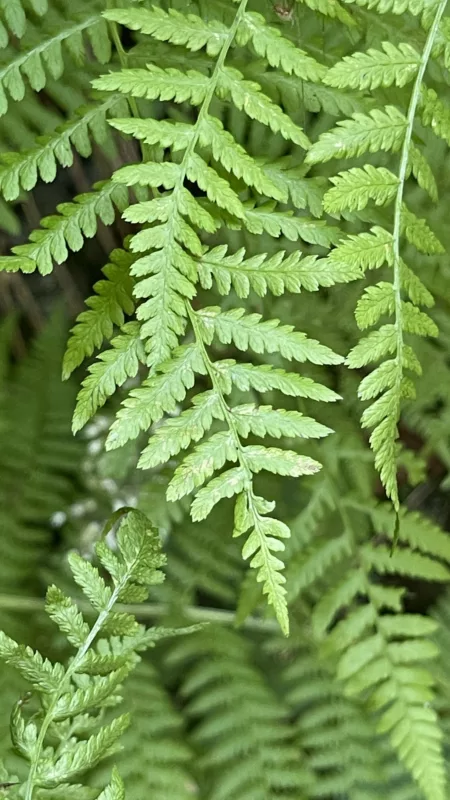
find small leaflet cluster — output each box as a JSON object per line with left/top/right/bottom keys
{"left": 0, "top": 509, "right": 180, "bottom": 800}
{"left": 308, "top": 0, "right": 449, "bottom": 508}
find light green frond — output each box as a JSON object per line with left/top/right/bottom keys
{"left": 295, "top": 0, "right": 356, "bottom": 25}
{"left": 197, "top": 246, "right": 332, "bottom": 297}
{"left": 168, "top": 431, "right": 238, "bottom": 502}
{"left": 94, "top": 64, "right": 210, "bottom": 105}
{"left": 0, "top": 9, "right": 111, "bottom": 116}
{"left": 198, "top": 115, "right": 285, "bottom": 201}
{"left": 105, "top": 344, "right": 206, "bottom": 450}
{"left": 231, "top": 404, "right": 332, "bottom": 439}
{"left": 420, "top": 87, "right": 450, "bottom": 145}
{"left": 104, "top": 6, "right": 228, "bottom": 56}
{"left": 218, "top": 67, "right": 310, "bottom": 148}
{"left": 238, "top": 11, "right": 327, "bottom": 82}
{"left": 0, "top": 96, "right": 126, "bottom": 201}
{"left": 138, "top": 391, "right": 223, "bottom": 470}
{"left": 242, "top": 202, "right": 340, "bottom": 245}
{"left": 196, "top": 306, "right": 344, "bottom": 364}
{"left": 324, "top": 165, "right": 399, "bottom": 213}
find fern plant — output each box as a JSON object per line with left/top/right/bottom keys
{"left": 2, "top": 1, "right": 450, "bottom": 798}
{"left": 30, "top": 0, "right": 360, "bottom": 635}
{"left": 0, "top": 507, "right": 188, "bottom": 799}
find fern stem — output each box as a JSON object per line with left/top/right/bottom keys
{"left": 22, "top": 541, "right": 149, "bottom": 800}
{"left": 391, "top": 0, "right": 448, "bottom": 509}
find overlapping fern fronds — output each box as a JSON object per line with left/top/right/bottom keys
{"left": 168, "top": 626, "right": 313, "bottom": 798}
{"left": 287, "top": 489, "right": 450, "bottom": 799}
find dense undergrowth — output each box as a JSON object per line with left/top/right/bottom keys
{"left": 1, "top": 0, "right": 450, "bottom": 798}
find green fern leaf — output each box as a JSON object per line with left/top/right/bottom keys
{"left": 232, "top": 404, "right": 333, "bottom": 439}
{"left": 420, "top": 86, "right": 450, "bottom": 147}
{"left": 94, "top": 65, "right": 211, "bottom": 105}
{"left": 196, "top": 306, "right": 343, "bottom": 364}
{"left": 1, "top": 181, "right": 128, "bottom": 275}
{"left": 138, "top": 391, "right": 223, "bottom": 470}
{"left": 324, "top": 165, "right": 399, "bottom": 213}
{"left": 0, "top": 96, "right": 125, "bottom": 200}
{"left": 72, "top": 322, "right": 146, "bottom": 434}
{"left": 168, "top": 431, "right": 238, "bottom": 502}
{"left": 197, "top": 246, "right": 342, "bottom": 297}
{"left": 216, "top": 360, "right": 341, "bottom": 401}
{"left": 242, "top": 202, "right": 340, "bottom": 245}
{"left": 104, "top": 6, "right": 228, "bottom": 56}
{"left": 218, "top": 67, "right": 310, "bottom": 147}
{"left": 106, "top": 344, "right": 206, "bottom": 450}
{"left": 325, "top": 42, "right": 420, "bottom": 90}
{"left": 239, "top": 11, "right": 327, "bottom": 82}
{"left": 63, "top": 249, "right": 135, "bottom": 379}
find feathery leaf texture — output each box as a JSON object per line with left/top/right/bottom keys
{"left": 168, "top": 628, "right": 313, "bottom": 798}
{"left": 46, "top": 0, "right": 351, "bottom": 632}
{"left": 288, "top": 497, "right": 450, "bottom": 800}
{"left": 0, "top": 509, "right": 173, "bottom": 798}
{"left": 1, "top": 182, "right": 128, "bottom": 276}
{"left": 310, "top": 0, "right": 448, "bottom": 507}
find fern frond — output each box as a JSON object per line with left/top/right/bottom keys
{"left": 0, "top": 508, "right": 168, "bottom": 798}
{"left": 325, "top": 42, "right": 421, "bottom": 90}
{"left": 48, "top": 0, "right": 355, "bottom": 632}
{"left": 309, "top": 0, "right": 448, "bottom": 506}
{"left": 324, "top": 165, "right": 399, "bottom": 213}
{"left": 106, "top": 343, "right": 206, "bottom": 450}
{"left": 279, "top": 637, "right": 418, "bottom": 800}
{"left": 297, "top": 495, "right": 450, "bottom": 799}
{"left": 0, "top": 0, "right": 47, "bottom": 41}
{"left": 93, "top": 660, "right": 196, "bottom": 800}
{"left": 72, "top": 322, "right": 146, "bottom": 434}
{"left": 0, "top": 7, "right": 113, "bottom": 116}
{"left": 238, "top": 10, "right": 327, "bottom": 81}
{"left": 0, "top": 314, "right": 81, "bottom": 594}
{"left": 307, "top": 106, "right": 407, "bottom": 164}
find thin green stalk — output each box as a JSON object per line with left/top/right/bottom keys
{"left": 391, "top": 0, "right": 448, "bottom": 510}
{"left": 0, "top": 594, "right": 278, "bottom": 632}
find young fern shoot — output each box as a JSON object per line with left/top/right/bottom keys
{"left": 308, "top": 0, "right": 448, "bottom": 509}
{"left": 0, "top": 509, "right": 176, "bottom": 800}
